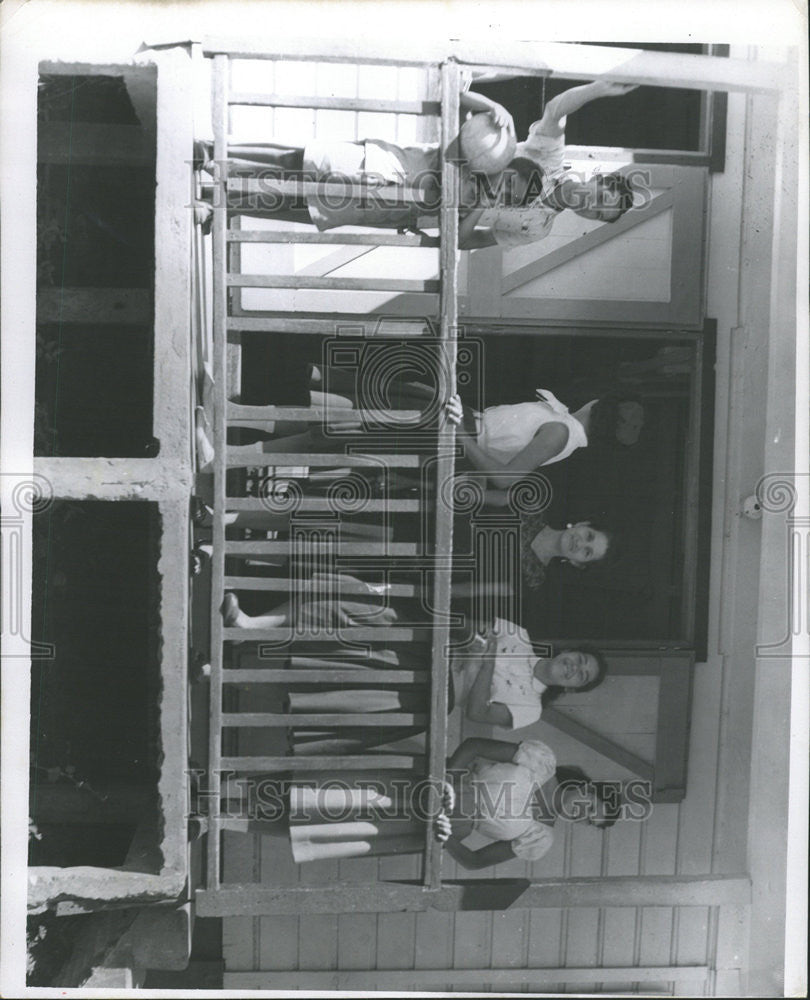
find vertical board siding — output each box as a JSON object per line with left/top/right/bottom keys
{"left": 453, "top": 911, "right": 493, "bottom": 994}
{"left": 258, "top": 916, "right": 300, "bottom": 971}
{"left": 377, "top": 913, "right": 418, "bottom": 970}
{"left": 337, "top": 914, "right": 378, "bottom": 971}
{"left": 298, "top": 914, "right": 340, "bottom": 970}
{"left": 414, "top": 909, "right": 456, "bottom": 978}
{"left": 527, "top": 907, "right": 565, "bottom": 994}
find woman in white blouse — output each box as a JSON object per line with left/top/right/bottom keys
{"left": 437, "top": 737, "right": 617, "bottom": 869}
{"left": 455, "top": 618, "right": 607, "bottom": 729}
{"left": 223, "top": 737, "right": 615, "bottom": 868}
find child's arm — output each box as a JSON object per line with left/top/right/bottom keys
{"left": 538, "top": 80, "right": 638, "bottom": 137}
{"left": 452, "top": 417, "right": 569, "bottom": 488}
{"left": 465, "top": 642, "right": 514, "bottom": 727}
{"left": 459, "top": 91, "right": 514, "bottom": 131}
{"left": 447, "top": 736, "right": 520, "bottom": 772}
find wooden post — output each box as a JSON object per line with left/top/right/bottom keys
{"left": 200, "top": 38, "right": 787, "bottom": 94}
{"left": 422, "top": 58, "right": 460, "bottom": 889}
{"left": 225, "top": 965, "right": 711, "bottom": 990}
{"left": 195, "top": 874, "right": 751, "bottom": 917}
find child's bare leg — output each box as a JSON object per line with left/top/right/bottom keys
{"left": 222, "top": 593, "right": 292, "bottom": 629}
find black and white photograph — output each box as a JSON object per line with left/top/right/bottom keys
{"left": 1, "top": 1, "right": 807, "bottom": 995}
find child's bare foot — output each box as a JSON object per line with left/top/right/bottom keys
{"left": 190, "top": 543, "right": 212, "bottom": 576}
{"left": 194, "top": 201, "right": 213, "bottom": 235}
{"left": 196, "top": 406, "right": 215, "bottom": 471}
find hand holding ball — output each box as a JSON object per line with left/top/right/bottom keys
{"left": 460, "top": 112, "right": 517, "bottom": 176}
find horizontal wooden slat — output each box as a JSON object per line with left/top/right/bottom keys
{"left": 222, "top": 626, "right": 425, "bottom": 642}
{"left": 227, "top": 316, "right": 429, "bottom": 335}
{"left": 227, "top": 229, "right": 436, "bottom": 247}
{"left": 196, "top": 874, "right": 752, "bottom": 916}
{"left": 223, "top": 497, "right": 422, "bottom": 513}
{"left": 223, "top": 575, "right": 417, "bottom": 594}
{"left": 222, "top": 668, "right": 427, "bottom": 684}
{"left": 227, "top": 404, "right": 422, "bottom": 423}
{"left": 225, "top": 966, "right": 711, "bottom": 989}
{"left": 223, "top": 712, "right": 425, "bottom": 727}
{"left": 219, "top": 754, "right": 423, "bottom": 771}
{"left": 228, "top": 92, "right": 440, "bottom": 115}
{"left": 226, "top": 448, "right": 421, "bottom": 467}
{"left": 224, "top": 540, "right": 418, "bottom": 555}
{"left": 227, "top": 178, "right": 428, "bottom": 205}
{"left": 227, "top": 274, "right": 440, "bottom": 293}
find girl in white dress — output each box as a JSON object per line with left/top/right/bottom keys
{"left": 222, "top": 737, "right": 617, "bottom": 867}
{"left": 454, "top": 618, "right": 607, "bottom": 728}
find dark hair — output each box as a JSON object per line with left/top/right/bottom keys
{"left": 538, "top": 643, "right": 609, "bottom": 707}
{"left": 588, "top": 390, "right": 644, "bottom": 448}
{"left": 520, "top": 513, "right": 623, "bottom": 587}
{"left": 598, "top": 172, "right": 635, "bottom": 221}
{"left": 576, "top": 519, "right": 623, "bottom": 570}
{"left": 554, "top": 766, "right": 619, "bottom": 829}
{"left": 506, "top": 156, "right": 546, "bottom": 206}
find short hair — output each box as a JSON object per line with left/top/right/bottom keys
{"left": 540, "top": 643, "right": 609, "bottom": 706}
{"left": 598, "top": 172, "right": 636, "bottom": 221}
{"left": 588, "top": 391, "right": 644, "bottom": 448}
{"left": 554, "top": 767, "right": 620, "bottom": 828}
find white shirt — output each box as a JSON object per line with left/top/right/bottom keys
{"left": 487, "top": 618, "right": 547, "bottom": 730}
{"left": 476, "top": 389, "right": 589, "bottom": 466}
{"left": 478, "top": 129, "right": 571, "bottom": 248}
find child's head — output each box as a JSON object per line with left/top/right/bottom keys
{"left": 537, "top": 644, "right": 608, "bottom": 705}
{"left": 500, "top": 156, "right": 546, "bottom": 206}
{"left": 571, "top": 172, "right": 636, "bottom": 222}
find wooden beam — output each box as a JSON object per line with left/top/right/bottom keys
{"left": 222, "top": 668, "right": 427, "bottom": 684}
{"left": 227, "top": 228, "right": 436, "bottom": 247}
{"left": 225, "top": 965, "right": 711, "bottom": 989}
{"left": 222, "top": 626, "right": 426, "bottom": 642}
{"left": 36, "top": 288, "right": 152, "bottom": 325}
{"left": 195, "top": 874, "right": 751, "bottom": 916}
{"left": 200, "top": 38, "right": 786, "bottom": 93}
{"left": 653, "top": 656, "right": 694, "bottom": 801}
{"left": 423, "top": 59, "right": 460, "bottom": 890}
{"left": 225, "top": 448, "right": 422, "bottom": 468}
{"left": 223, "top": 496, "right": 421, "bottom": 511}
{"left": 228, "top": 92, "right": 440, "bottom": 115}
{"left": 223, "top": 541, "right": 417, "bottom": 556}
{"left": 218, "top": 754, "right": 423, "bottom": 771}
{"left": 542, "top": 707, "right": 655, "bottom": 781}
{"left": 204, "top": 50, "right": 229, "bottom": 893}
{"left": 38, "top": 123, "right": 153, "bottom": 165}
{"left": 227, "top": 273, "right": 440, "bottom": 294}
{"left": 228, "top": 315, "right": 429, "bottom": 335}
{"left": 222, "top": 711, "right": 425, "bottom": 727}
{"left": 223, "top": 574, "right": 418, "bottom": 593}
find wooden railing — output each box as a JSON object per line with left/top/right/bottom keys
{"left": 197, "top": 48, "right": 460, "bottom": 907}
